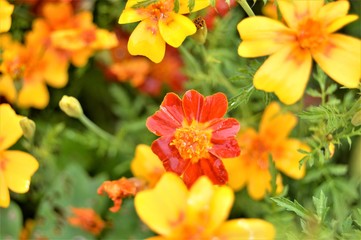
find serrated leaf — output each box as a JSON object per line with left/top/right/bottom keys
{"left": 306, "top": 88, "right": 322, "bottom": 98}
{"left": 188, "top": 0, "right": 195, "bottom": 12}
{"left": 325, "top": 84, "right": 338, "bottom": 95}
{"left": 328, "top": 165, "right": 348, "bottom": 176}
{"left": 271, "top": 197, "right": 312, "bottom": 220}
{"left": 312, "top": 191, "right": 329, "bottom": 223}
{"left": 133, "top": 0, "right": 159, "bottom": 9}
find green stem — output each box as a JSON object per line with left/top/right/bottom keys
{"left": 79, "top": 115, "right": 114, "bottom": 141}
{"left": 236, "top": 0, "right": 255, "bottom": 17}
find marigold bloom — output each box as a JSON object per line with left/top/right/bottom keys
{"left": 97, "top": 177, "right": 143, "bottom": 212}
{"left": 238, "top": 0, "right": 361, "bottom": 105}
{"left": 135, "top": 172, "right": 276, "bottom": 239}
{"left": 118, "top": 0, "right": 210, "bottom": 63}
{"left": 131, "top": 144, "right": 165, "bottom": 188}
{"left": 146, "top": 90, "right": 240, "bottom": 187}
{"left": 223, "top": 102, "right": 310, "bottom": 200}
{"left": 0, "top": 0, "right": 14, "bottom": 33}
{"left": 0, "top": 104, "right": 39, "bottom": 208}
{"left": 67, "top": 207, "right": 105, "bottom": 236}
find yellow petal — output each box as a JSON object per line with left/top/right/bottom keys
{"left": 215, "top": 218, "right": 276, "bottom": 240}
{"left": 237, "top": 16, "right": 295, "bottom": 57}
{"left": 276, "top": 140, "right": 309, "bottom": 179}
{"left": 254, "top": 44, "right": 312, "bottom": 105}
{"left": 178, "top": 0, "right": 210, "bottom": 14}
{"left": 118, "top": 6, "right": 148, "bottom": 24}
{"left": 134, "top": 172, "right": 187, "bottom": 236}
{"left": 0, "top": 104, "right": 22, "bottom": 151}
{"left": 316, "top": 0, "right": 352, "bottom": 32}
{"left": 259, "top": 102, "right": 297, "bottom": 144}
{"left": 0, "top": 75, "right": 16, "bottom": 103}
{"left": 278, "top": 0, "right": 324, "bottom": 29}
{"left": 17, "top": 82, "right": 50, "bottom": 109}
{"left": 128, "top": 19, "right": 166, "bottom": 63}
{"left": 247, "top": 169, "right": 283, "bottom": 200}
{"left": 326, "top": 15, "right": 359, "bottom": 33}
{"left": 3, "top": 150, "right": 39, "bottom": 193}
{"left": 71, "top": 48, "right": 93, "bottom": 67}
{"left": 43, "top": 50, "right": 69, "bottom": 88}
{"left": 312, "top": 34, "right": 361, "bottom": 88}
{"left": 158, "top": 13, "right": 196, "bottom": 48}
{"left": 131, "top": 144, "right": 165, "bottom": 187}
{"left": 0, "top": 0, "right": 14, "bottom": 33}
{"left": 0, "top": 170, "right": 10, "bottom": 208}
{"left": 223, "top": 156, "right": 248, "bottom": 191}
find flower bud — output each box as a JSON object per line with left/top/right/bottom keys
{"left": 19, "top": 117, "right": 36, "bottom": 140}
{"left": 192, "top": 16, "right": 208, "bottom": 44}
{"left": 59, "top": 95, "right": 83, "bottom": 118}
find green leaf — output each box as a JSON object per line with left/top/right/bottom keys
{"left": 133, "top": 0, "right": 159, "bottom": 9}
{"left": 271, "top": 197, "right": 312, "bottom": 220}
{"left": 174, "top": 0, "right": 180, "bottom": 12}
{"left": 312, "top": 191, "right": 329, "bottom": 223}
{"left": 268, "top": 155, "right": 278, "bottom": 196}
{"left": 0, "top": 202, "right": 23, "bottom": 239}
{"left": 188, "top": 0, "right": 195, "bottom": 12}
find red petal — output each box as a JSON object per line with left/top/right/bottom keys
{"left": 151, "top": 136, "right": 188, "bottom": 175}
{"left": 209, "top": 138, "right": 240, "bottom": 158}
{"left": 199, "top": 155, "right": 228, "bottom": 185}
{"left": 182, "top": 90, "right": 204, "bottom": 123}
{"left": 182, "top": 162, "right": 203, "bottom": 188}
{"left": 199, "top": 92, "right": 228, "bottom": 122}
{"left": 209, "top": 118, "right": 240, "bottom": 140}
{"left": 146, "top": 92, "right": 184, "bottom": 136}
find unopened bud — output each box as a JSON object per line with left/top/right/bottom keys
{"left": 59, "top": 95, "right": 83, "bottom": 118}
{"left": 192, "top": 16, "right": 208, "bottom": 44}
{"left": 19, "top": 117, "right": 36, "bottom": 140}
{"left": 351, "top": 110, "right": 361, "bottom": 126}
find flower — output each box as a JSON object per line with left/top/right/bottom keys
{"left": 146, "top": 90, "right": 240, "bottom": 187}
{"left": 97, "top": 177, "right": 144, "bottom": 212}
{"left": 135, "top": 172, "right": 276, "bottom": 239}
{"left": 0, "top": 104, "right": 39, "bottom": 208}
{"left": 67, "top": 207, "right": 106, "bottom": 235}
{"left": 131, "top": 144, "right": 165, "bottom": 187}
{"left": 238, "top": 0, "right": 361, "bottom": 105}
{"left": 0, "top": 0, "right": 14, "bottom": 33}
{"left": 223, "top": 102, "right": 310, "bottom": 200}
{"left": 118, "top": 0, "right": 210, "bottom": 63}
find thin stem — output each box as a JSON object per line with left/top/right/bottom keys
{"left": 79, "top": 115, "right": 114, "bottom": 141}
{"left": 236, "top": 0, "right": 255, "bottom": 17}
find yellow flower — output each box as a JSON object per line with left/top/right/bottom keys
{"left": 0, "top": 0, "right": 14, "bottom": 33}
{"left": 131, "top": 144, "right": 165, "bottom": 188}
{"left": 135, "top": 172, "right": 276, "bottom": 239}
{"left": 238, "top": 0, "right": 361, "bottom": 105}
{"left": 0, "top": 104, "right": 39, "bottom": 208}
{"left": 118, "top": 0, "right": 209, "bottom": 63}
{"left": 223, "top": 102, "right": 310, "bottom": 200}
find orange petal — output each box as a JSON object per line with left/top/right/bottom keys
{"left": 0, "top": 75, "right": 16, "bottom": 103}
{"left": 3, "top": 150, "right": 39, "bottom": 193}
{"left": 215, "top": 218, "right": 276, "bottom": 240}
{"left": 0, "top": 171, "right": 10, "bottom": 207}
{"left": 247, "top": 168, "right": 275, "bottom": 200}
{"left": 253, "top": 44, "right": 312, "bottom": 105}
{"left": 128, "top": 19, "right": 166, "bottom": 63}
{"left": 17, "top": 82, "right": 50, "bottom": 109}
{"left": 134, "top": 173, "right": 187, "bottom": 237}
{"left": 0, "top": 104, "right": 22, "bottom": 151}
{"left": 237, "top": 16, "right": 295, "bottom": 57}
{"left": 158, "top": 13, "right": 196, "bottom": 48}
{"left": 312, "top": 34, "right": 360, "bottom": 88}
{"left": 43, "top": 50, "right": 69, "bottom": 88}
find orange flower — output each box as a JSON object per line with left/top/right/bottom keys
{"left": 135, "top": 172, "right": 276, "bottom": 239}
{"left": 223, "top": 102, "right": 310, "bottom": 200}
{"left": 68, "top": 207, "right": 105, "bottom": 235}
{"left": 238, "top": 0, "right": 360, "bottom": 104}
{"left": 146, "top": 90, "right": 240, "bottom": 187}
{"left": 0, "top": 104, "right": 39, "bottom": 208}
{"left": 97, "top": 177, "right": 144, "bottom": 212}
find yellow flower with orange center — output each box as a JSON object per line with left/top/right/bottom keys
{"left": 135, "top": 172, "right": 276, "bottom": 239}
{"left": 238, "top": 0, "right": 361, "bottom": 105}
{"left": 118, "top": 0, "right": 210, "bottom": 63}
{"left": 0, "top": 0, "right": 14, "bottom": 33}
{"left": 0, "top": 104, "right": 39, "bottom": 208}
{"left": 223, "top": 102, "right": 310, "bottom": 200}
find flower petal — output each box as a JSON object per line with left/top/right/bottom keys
{"left": 128, "top": 19, "right": 166, "bottom": 63}
{"left": 3, "top": 150, "right": 39, "bottom": 193}
{"left": 199, "top": 92, "right": 228, "bottom": 123}
{"left": 209, "top": 118, "right": 240, "bottom": 141}
{"left": 182, "top": 161, "right": 202, "bottom": 187}
{"left": 0, "top": 75, "right": 16, "bottom": 103}
{"left": 316, "top": 0, "right": 352, "bottom": 32}
{"left": 199, "top": 155, "right": 228, "bottom": 185}
{"left": 237, "top": 16, "right": 295, "bottom": 57}
{"left": 0, "top": 104, "right": 22, "bottom": 151}
{"left": 146, "top": 92, "right": 184, "bottom": 136}
{"left": 0, "top": 171, "right": 10, "bottom": 208}
{"left": 215, "top": 218, "right": 276, "bottom": 240}
{"left": 118, "top": 0, "right": 148, "bottom": 24}
{"left": 182, "top": 89, "right": 204, "bottom": 123}
{"left": 43, "top": 50, "right": 69, "bottom": 88}
{"left": 178, "top": 0, "right": 210, "bottom": 14}
{"left": 247, "top": 168, "right": 273, "bottom": 200}
{"left": 17, "top": 81, "right": 50, "bottom": 109}
{"left": 223, "top": 156, "right": 248, "bottom": 191}
{"left": 134, "top": 173, "right": 187, "bottom": 236}
{"left": 312, "top": 34, "right": 361, "bottom": 88}
{"left": 158, "top": 13, "right": 196, "bottom": 48}
{"left": 254, "top": 44, "right": 312, "bottom": 105}
{"left": 326, "top": 15, "right": 359, "bottom": 33}
{"left": 151, "top": 136, "right": 188, "bottom": 175}
{"left": 210, "top": 138, "right": 240, "bottom": 158}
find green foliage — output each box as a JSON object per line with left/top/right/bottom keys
{"left": 0, "top": 202, "right": 23, "bottom": 239}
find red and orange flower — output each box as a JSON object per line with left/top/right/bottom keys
{"left": 146, "top": 90, "right": 240, "bottom": 187}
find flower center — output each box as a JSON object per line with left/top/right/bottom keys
{"left": 171, "top": 125, "right": 212, "bottom": 163}
{"left": 248, "top": 137, "right": 270, "bottom": 170}
{"left": 297, "top": 18, "right": 327, "bottom": 50}
{"left": 147, "top": 0, "right": 174, "bottom": 21}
